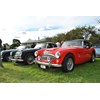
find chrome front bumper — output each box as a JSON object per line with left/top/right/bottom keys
{"left": 36, "top": 60, "right": 62, "bottom": 67}
{"left": 11, "top": 58, "right": 24, "bottom": 62}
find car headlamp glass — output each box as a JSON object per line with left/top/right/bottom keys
{"left": 16, "top": 51, "right": 22, "bottom": 56}
{"left": 55, "top": 52, "right": 61, "bottom": 58}
{"left": 34, "top": 51, "right": 38, "bottom": 57}
{"left": 10, "top": 52, "right": 12, "bottom": 56}
{"left": 0, "top": 51, "right": 3, "bottom": 56}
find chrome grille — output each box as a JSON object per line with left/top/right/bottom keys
{"left": 41, "top": 55, "right": 55, "bottom": 60}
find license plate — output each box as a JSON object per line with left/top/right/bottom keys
{"left": 40, "top": 65, "right": 46, "bottom": 69}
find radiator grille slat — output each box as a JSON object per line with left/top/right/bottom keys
{"left": 41, "top": 55, "right": 55, "bottom": 60}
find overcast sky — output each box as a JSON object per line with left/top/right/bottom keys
{"left": 0, "top": 16, "right": 100, "bottom": 44}
{"left": 0, "top": 0, "right": 100, "bottom": 44}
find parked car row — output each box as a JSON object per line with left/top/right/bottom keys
{"left": 0, "top": 39, "right": 97, "bottom": 72}
{"left": 1, "top": 42, "right": 57, "bottom": 64}
{"left": 1, "top": 45, "right": 32, "bottom": 62}
{"left": 11, "top": 42, "right": 57, "bottom": 65}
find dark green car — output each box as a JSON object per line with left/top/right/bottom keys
{"left": 1, "top": 49, "right": 16, "bottom": 62}
{"left": 11, "top": 42, "right": 57, "bottom": 65}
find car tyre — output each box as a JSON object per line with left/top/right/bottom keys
{"left": 90, "top": 53, "right": 95, "bottom": 63}
{"left": 4, "top": 54, "right": 11, "bottom": 62}
{"left": 24, "top": 54, "right": 35, "bottom": 65}
{"left": 62, "top": 54, "right": 74, "bottom": 72}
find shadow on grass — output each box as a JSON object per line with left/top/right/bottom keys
{"left": 74, "top": 58, "right": 100, "bottom": 68}
{"left": 38, "top": 58, "right": 100, "bottom": 74}
{"left": 11, "top": 62, "right": 34, "bottom": 68}
{"left": 38, "top": 67, "right": 63, "bottom": 74}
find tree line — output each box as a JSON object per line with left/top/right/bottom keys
{"left": 44, "top": 26, "right": 100, "bottom": 45}
{"left": 1, "top": 26, "right": 100, "bottom": 50}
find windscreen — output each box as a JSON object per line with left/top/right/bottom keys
{"left": 61, "top": 40, "right": 82, "bottom": 47}
{"left": 34, "top": 43, "right": 46, "bottom": 49}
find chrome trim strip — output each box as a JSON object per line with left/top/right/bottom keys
{"left": 11, "top": 59, "right": 24, "bottom": 62}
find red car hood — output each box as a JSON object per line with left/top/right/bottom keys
{"left": 43, "top": 46, "right": 80, "bottom": 55}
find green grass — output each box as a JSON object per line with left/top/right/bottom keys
{"left": 0, "top": 58, "right": 100, "bottom": 83}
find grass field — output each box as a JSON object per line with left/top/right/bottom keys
{"left": 0, "top": 58, "right": 100, "bottom": 83}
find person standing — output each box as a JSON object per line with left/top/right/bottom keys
{"left": 0, "top": 39, "right": 4, "bottom": 67}
{"left": 3, "top": 44, "right": 6, "bottom": 50}
{"left": 31, "top": 43, "right": 36, "bottom": 48}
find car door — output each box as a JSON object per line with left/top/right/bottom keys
{"left": 82, "top": 41, "right": 91, "bottom": 62}
{"left": 75, "top": 41, "right": 91, "bottom": 64}
{"left": 75, "top": 47, "right": 87, "bottom": 64}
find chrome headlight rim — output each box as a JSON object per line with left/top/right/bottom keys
{"left": 15, "top": 51, "right": 22, "bottom": 56}
{"left": 10, "top": 52, "right": 12, "bottom": 55}
{"left": 0, "top": 51, "right": 3, "bottom": 55}
{"left": 34, "top": 51, "right": 38, "bottom": 57}
{"left": 55, "top": 52, "right": 61, "bottom": 58}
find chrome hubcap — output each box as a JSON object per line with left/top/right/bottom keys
{"left": 66, "top": 58, "right": 74, "bottom": 71}
{"left": 27, "top": 56, "right": 34, "bottom": 64}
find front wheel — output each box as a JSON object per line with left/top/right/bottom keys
{"left": 90, "top": 53, "right": 95, "bottom": 63}
{"left": 24, "top": 54, "right": 35, "bottom": 65}
{"left": 62, "top": 54, "right": 74, "bottom": 72}
{"left": 4, "top": 54, "right": 11, "bottom": 62}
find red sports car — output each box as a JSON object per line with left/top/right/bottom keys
{"left": 35, "top": 39, "right": 96, "bottom": 72}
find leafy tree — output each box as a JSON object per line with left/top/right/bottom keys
{"left": 44, "top": 26, "right": 98, "bottom": 45}
{"left": 90, "top": 33, "right": 100, "bottom": 45}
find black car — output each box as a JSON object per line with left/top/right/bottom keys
{"left": 1, "top": 45, "right": 31, "bottom": 62}
{"left": 1, "top": 49, "right": 16, "bottom": 61}
{"left": 11, "top": 42, "right": 57, "bottom": 65}
{"left": 94, "top": 45, "right": 100, "bottom": 57}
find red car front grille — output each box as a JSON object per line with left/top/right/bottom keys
{"left": 41, "top": 54, "right": 55, "bottom": 61}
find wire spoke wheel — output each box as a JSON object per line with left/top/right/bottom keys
{"left": 62, "top": 54, "right": 74, "bottom": 72}
{"left": 66, "top": 58, "right": 74, "bottom": 71}
{"left": 90, "top": 53, "right": 95, "bottom": 63}
{"left": 25, "top": 54, "right": 35, "bottom": 65}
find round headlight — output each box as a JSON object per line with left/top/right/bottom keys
{"left": 34, "top": 51, "right": 38, "bottom": 57}
{"left": 16, "top": 51, "right": 22, "bottom": 56}
{"left": 0, "top": 51, "right": 3, "bottom": 55}
{"left": 55, "top": 52, "right": 61, "bottom": 58}
{"left": 10, "top": 52, "right": 12, "bottom": 55}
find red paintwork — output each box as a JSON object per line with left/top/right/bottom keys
{"left": 36, "top": 46, "right": 95, "bottom": 66}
